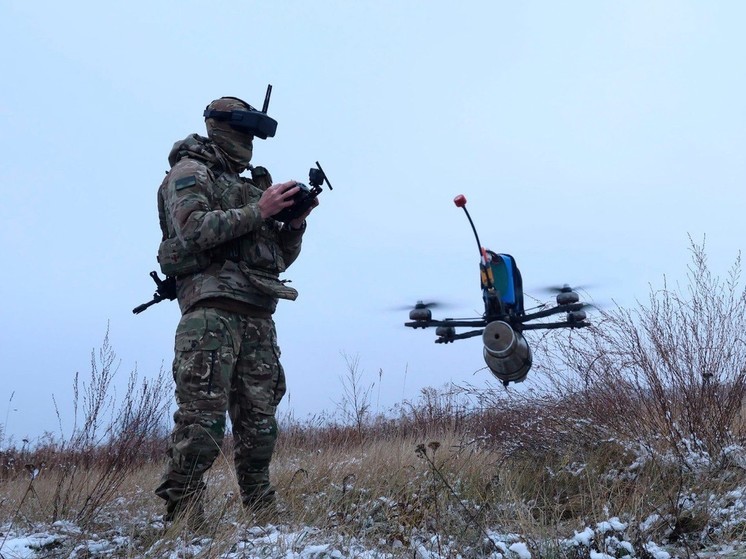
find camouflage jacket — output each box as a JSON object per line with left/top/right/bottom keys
{"left": 157, "top": 134, "right": 305, "bottom": 315}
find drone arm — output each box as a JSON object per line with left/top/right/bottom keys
{"left": 404, "top": 319, "right": 487, "bottom": 329}
{"left": 521, "top": 320, "right": 590, "bottom": 330}
{"left": 516, "top": 302, "right": 584, "bottom": 323}
{"left": 435, "top": 329, "right": 483, "bottom": 343}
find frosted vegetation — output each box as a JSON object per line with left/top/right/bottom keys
{"left": 2, "top": 241, "right": 746, "bottom": 558}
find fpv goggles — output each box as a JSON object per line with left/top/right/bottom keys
{"left": 203, "top": 95, "right": 277, "bottom": 140}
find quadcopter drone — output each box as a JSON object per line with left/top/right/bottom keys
{"left": 404, "top": 194, "right": 591, "bottom": 387}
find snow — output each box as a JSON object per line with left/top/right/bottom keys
{"left": 640, "top": 513, "right": 661, "bottom": 533}
{"left": 298, "top": 543, "right": 337, "bottom": 558}
{"left": 0, "top": 519, "right": 745, "bottom": 559}
{"left": 596, "top": 517, "right": 627, "bottom": 534}
{"left": 644, "top": 541, "right": 672, "bottom": 559}
{"left": 0, "top": 534, "right": 62, "bottom": 559}
{"left": 571, "top": 527, "right": 595, "bottom": 546}
{"left": 3, "top": 506, "right": 746, "bottom": 558}
{"left": 508, "top": 542, "right": 531, "bottom": 559}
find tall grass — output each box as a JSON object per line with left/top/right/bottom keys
{"left": 0, "top": 326, "right": 171, "bottom": 530}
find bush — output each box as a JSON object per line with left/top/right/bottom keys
{"left": 532, "top": 239, "right": 746, "bottom": 470}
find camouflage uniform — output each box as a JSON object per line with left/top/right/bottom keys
{"left": 154, "top": 98, "right": 306, "bottom": 519}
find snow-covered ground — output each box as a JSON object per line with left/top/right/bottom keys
{"left": 3, "top": 508, "right": 746, "bottom": 559}
{"left": 4, "top": 435, "right": 746, "bottom": 558}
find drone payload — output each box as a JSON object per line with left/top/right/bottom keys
{"left": 404, "top": 194, "right": 591, "bottom": 386}
{"left": 482, "top": 319, "right": 532, "bottom": 385}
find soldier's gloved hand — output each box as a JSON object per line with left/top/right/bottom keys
{"left": 288, "top": 196, "right": 319, "bottom": 229}
{"left": 257, "top": 181, "right": 299, "bottom": 219}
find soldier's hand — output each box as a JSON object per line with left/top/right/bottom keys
{"left": 288, "top": 197, "right": 319, "bottom": 229}
{"left": 257, "top": 181, "right": 299, "bottom": 219}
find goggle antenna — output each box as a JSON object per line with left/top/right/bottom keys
{"left": 262, "top": 84, "right": 272, "bottom": 113}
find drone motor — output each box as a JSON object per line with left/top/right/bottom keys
{"left": 556, "top": 286, "right": 580, "bottom": 306}
{"left": 408, "top": 300, "right": 436, "bottom": 322}
{"left": 567, "top": 310, "right": 587, "bottom": 323}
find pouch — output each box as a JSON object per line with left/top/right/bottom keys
{"left": 239, "top": 262, "right": 298, "bottom": 301}
{"left": 157, "top": 237, "right": 211, "bottom": 277}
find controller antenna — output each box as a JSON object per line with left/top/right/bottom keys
{"left": 315, "top": 161, "right": 333, "bottom": 190}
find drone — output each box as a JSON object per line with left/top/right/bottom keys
{"left": 404, "top": 194, "right": 591, "bottom": 387}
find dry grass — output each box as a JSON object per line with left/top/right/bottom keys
{"left": 2, "top": 242, "right": 746, "bottom": 557}
{"left": 2, "top": 408, "right": 746, "bottom": 557}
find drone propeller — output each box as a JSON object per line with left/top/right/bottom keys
{"left": 529, "top": 283, "right": 603, "bottom": 307}
{"left": 392, "top": 300, "right": 454, "bottom": 312}
{"left": 536, "top": 283, "right": 596, "bottom": 294}
{"left": 579, "top": 301, "right": 608, "bottom": 312}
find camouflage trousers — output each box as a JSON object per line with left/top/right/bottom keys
{"left": 155, "top": 306, "right": 287, "bottom": 512}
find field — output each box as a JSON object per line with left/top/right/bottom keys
{"left": 2, "top": 243, "right": 746, "bottom": 559}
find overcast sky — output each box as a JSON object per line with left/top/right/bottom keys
{"left": 1, "top": 1, "right": 744, "bottom": 442}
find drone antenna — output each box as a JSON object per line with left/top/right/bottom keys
{"left": 454, "top": 194, "right": 496, "bottom": 291}
{"left": 454, "top": 195, "right": 483, "bottom": 257}
{"left": 261, "top": 84, "right": 272, "bottom": 113}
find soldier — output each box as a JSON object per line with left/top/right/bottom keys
{"left": 153, "top": 94, "right": 317, "bottom": 525}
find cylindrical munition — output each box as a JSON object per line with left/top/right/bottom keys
{"left": 482, "top": 320, "right": 532, "bottom": 384}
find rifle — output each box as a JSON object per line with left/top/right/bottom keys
{"left": 132, "top": 271, "right": 177, "bottom": 314}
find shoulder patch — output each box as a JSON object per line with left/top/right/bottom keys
{"left": 174, "top": 175, "right": 197, "bottom": 190}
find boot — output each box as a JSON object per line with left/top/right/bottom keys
{"left": 241, "top": 485, "right": 281, "bottom": 523}
{"left": 161, "top": 484, "right": 206, "bottom": 530}
{"left": 164, "top": 496, "right": 205, "bottom": 528}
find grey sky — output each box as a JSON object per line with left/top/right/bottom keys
{"left": 1, "top": 1, "right": 744, "bottom": 441}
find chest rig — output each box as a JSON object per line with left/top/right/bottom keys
{"left": 157, "top": 162, "right": 286, "bottom": 278}
{"left": 211, "top": 166, "right": 288, "bottom": 274}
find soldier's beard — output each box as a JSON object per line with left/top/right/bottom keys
{"left": 208, "top": 127, "right": 253, "bottom": 171}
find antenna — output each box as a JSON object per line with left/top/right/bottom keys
{"left": 315, "top": 161, "right": 333, "bottom": 190}
{"left": 454, "top": 195, "right": 482, "bottom": 257}
{"left": 454, "top": 194, "right": 496, "bottom": 291}
{"left": 261, "top": 84, "right": 272, "bottom": 113}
